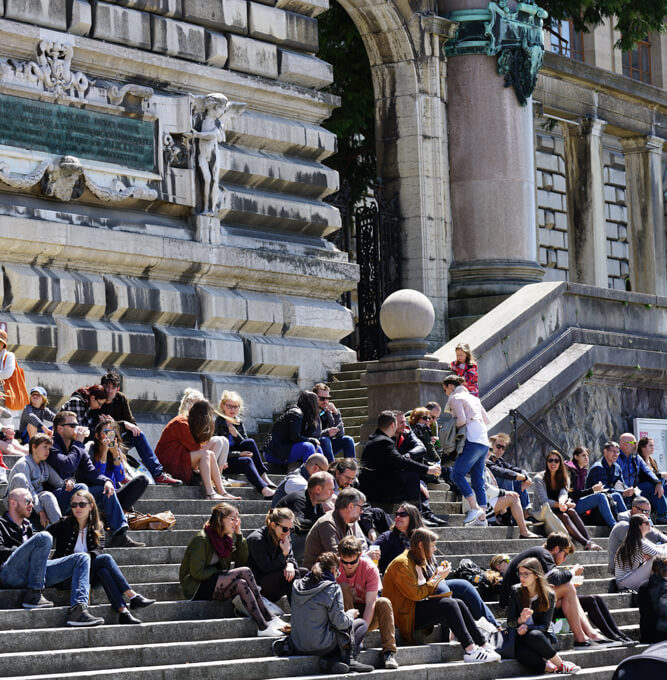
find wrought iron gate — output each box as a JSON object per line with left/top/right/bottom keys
{"left": 326, "top": 180, "right": 401, "bottom": 360}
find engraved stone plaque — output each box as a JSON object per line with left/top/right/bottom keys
{"left": 0, "top": 94, "right": 156, "bottom": 172}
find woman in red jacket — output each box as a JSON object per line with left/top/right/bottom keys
{"left": 155, "top": 399, "right": 239, "bottom": 500}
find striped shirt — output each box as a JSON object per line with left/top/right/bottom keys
{"left": 614, "top": 538, "right": 661, "bottom": 582}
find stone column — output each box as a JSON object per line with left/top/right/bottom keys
{"left": 561, "top": 117, "right": 608, "bottom": 287}
{"left": 621, "top": 135, "right": 666, "bottom": 296}
{"left": 444, "top": 1, "right": 544, "bottom": 331}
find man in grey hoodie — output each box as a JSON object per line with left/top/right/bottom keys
{"left": 277, "top": 551, "right": 373, "bottom": 674}
{"left": 7, "top": 433, "right": 85, "bottom": 527}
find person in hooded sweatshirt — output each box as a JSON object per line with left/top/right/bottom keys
{"left": 274, "top": 551, "right": 373, "bottom": 674}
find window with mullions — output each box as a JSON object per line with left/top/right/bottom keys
{"left": 550, "top": 19, "right": 584, "bottom": 62}
{"left": 622, "top": 37, "right": 652, "bottom": 84}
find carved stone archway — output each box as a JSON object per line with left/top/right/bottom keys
{"left": 335, "top": 0, "right": 455, "bottom": 344}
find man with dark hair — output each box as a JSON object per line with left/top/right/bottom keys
{"left": 276, "top": 471, "right": 335, "bottom": 562}
{"left": 313, "top": 382, "right": 356, "bottom": 461}
{"left": 499, "top": 532, "right": 612, "bottom": 646}
{"left": 486, "top": 432, "right": 533, "bottom": 514}
{"left": 303, "top": 487, "right": 370, "bottom": 568}
{"left": 359, "top": 411, "right": 442, "bottom": 524}
{"left": 100, "top": 369, "right": 182, "bottom": 486}
{"left": 47, "top": 411, "right": 143, "bottom": 548}
{"left": 337, "top": 536, "right": 399, "bottom": 669}
{"left": 331, "top": 458, "right": 358, "bottom": 492}
{"left": 0, "top": 488, "right": 103, "bottom": 625}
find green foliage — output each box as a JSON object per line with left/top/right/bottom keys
{"left": 540, "top": 1, "right": 665, "bottom": 51}
{"left": 317, "top": 2, "right": 375, "bottom": 203}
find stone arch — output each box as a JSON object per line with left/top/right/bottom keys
{"left": 334, "top": 0, "right": 453, "bottom": 343}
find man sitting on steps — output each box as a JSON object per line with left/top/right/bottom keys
{"left": 271, "top": 452, "right": 329, "bottom": 507}
{"left": 0, "top": 488, "right": 103, "bottom": 626}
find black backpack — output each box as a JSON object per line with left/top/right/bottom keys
{"left": 451, "top": 558, "right": 494, "bottom": 600}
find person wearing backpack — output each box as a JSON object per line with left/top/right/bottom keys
{"left": 0, "top": 327, "right": 29, "bottom": 419}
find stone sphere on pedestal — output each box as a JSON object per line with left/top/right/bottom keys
{"left": 379, "top": 289, "right": 435, "bottom": 359}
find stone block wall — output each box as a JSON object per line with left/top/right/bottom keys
{"left": 535, "top": 124, "right": 631, "bottom": 289}
{"left": 0, "top": 0, "right": 357, "bottom": 431}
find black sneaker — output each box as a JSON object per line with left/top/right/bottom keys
{"left": 67, "top": 604, "right": 104, "bottom": 627}
{"left": 119, "top": 610, "right": 142, "bottom": 624}
{"left": 348, "top": 657, "right": 374, "bottom": 673}
{"left": 109, "top": 532, "right": 145, "bottom": 548}
{"left": 22, "top": 589, "right": 54, "bottom": 610}
{"left": 319, "top": 657, "right": 349, "bottom": 674}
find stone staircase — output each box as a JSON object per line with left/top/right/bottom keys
{"left": 328, "top": 361, "right": 372, "bottom": 442}
{"left": 0, "top": 449, "right": 650, "bottom": 679}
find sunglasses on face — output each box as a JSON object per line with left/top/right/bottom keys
{"left": 494, "top": 443, "right": 506, "bottom": 450}
{"left": 340, "top": 556, "right": 360, "bottom": 565}
{"left": 639, "top": 508, "right": 650, "bottom": 515}
{"left": 71, "top": 501, "right": 90, "bottom": 509}
{"left": 277, "top": 525, "right": 292, "bottom": 533}
{"left": 395, "top": 511, "right": 409, "bottom": 517}
{"left": 62, "top": 423, "right": 78, "bottom": 428}
{"left": 547, "top": 458, "right": 560, "bottom": 464}
{"left": 318, "top": 396, "right": 329, "bottom": 402}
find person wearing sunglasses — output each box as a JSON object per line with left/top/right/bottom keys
{"left": 617, "top": 433, "right": 667, "bottom": 522}
{"left": 614, "top": 514, "right": 667, "bottom": 590}
{"left": 88, "top": 418, "right": 149, "bottom": 512}
{"left": 486, "top": 433, "right": 533, "bottom": 516}
{"left": 313, "top": 383, "right": 356, "bottom": 462}
{"left": 533, "top": 450, "right": 602, "bottom": 551}
{"left": 336, "top": 535, "right": 399, "bottom": 670}
{"left": 247, "top": 507, "right": 307, "bottom": 605}
{"left": 47, "top": 489, "right": 155, "bottom": 624}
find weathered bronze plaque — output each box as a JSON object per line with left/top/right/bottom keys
{"left": 0, "top": 93, "right": 156, "bottom": 172}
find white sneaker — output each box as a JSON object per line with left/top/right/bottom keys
{"left": 257, "top": 618, "right": 287, "bottom": 637}
{"left": 463, "top": 646, "right": 499, "bottom": 663}
{"left": 464, "top": 509, "right": 485, "bottom": 525}
{"left": 471, "top": 516, "right": 488, "bottom": 527}
{"left": 481, "top": 644, "right": 501, "bottom": 661}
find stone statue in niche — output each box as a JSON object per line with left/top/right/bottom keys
{"left": 188, "top": 93, "right": 245, "bottom": 216}
{"left": 42, "top": 155, "right": 85, "bottom": 201}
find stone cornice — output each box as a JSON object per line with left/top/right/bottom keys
{"left": 0, "top": 19, "right": 340, "bottom": 124}
{"left": 0, "top": 216, "right": 359, "bottom": 298}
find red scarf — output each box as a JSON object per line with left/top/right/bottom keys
{"left": 204, "top": 524, "right": 234, "bottom": 560}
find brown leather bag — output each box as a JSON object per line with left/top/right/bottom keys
{"left": 126, "top": 510, "right": 176, "bottom": 531}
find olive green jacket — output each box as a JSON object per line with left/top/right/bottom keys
{"left": 179, "top": 529, "right": 249, "bottom": 599}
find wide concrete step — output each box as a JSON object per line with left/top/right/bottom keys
{"left": 329, "top": 370, "right": 365, "bottom": 381}
{"left": 325, "top": 387, "right": 367, "bottom": 400}
{"left": 5, "top": 644, "right": 643, "bottom": 680}
{"left": 133, "top": 498, "right": 274, "bottom": 515}
{"left": 331, "top": 396, "right": 368, "bottom": 408}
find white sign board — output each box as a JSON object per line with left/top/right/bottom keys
{"left": 634, "top": 418, "right": 667, "bottom": 472}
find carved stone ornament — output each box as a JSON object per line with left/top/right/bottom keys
{"left": 188, "top": 93, "right": 246, "bottom": 216}
{"left": 0, "top": 154, "right": 158, "bottom": 203}
{"left": 0, "top": 41, "right": 153, "bottom": 108}
{"left": 444, "top": 0, "right": 547, "bottom": 106}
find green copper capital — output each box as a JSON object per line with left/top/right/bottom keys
{"left": 444, "top": 0, "right": 548, "bottom": 106}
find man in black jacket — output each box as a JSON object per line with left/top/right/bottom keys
{"left": 359, "top": 411, "right": 441, "bottom": 514}
{"left": 500, "top": 532, "right": 609, "bottom": 646}
{"left": 486, "top": 433, "right": 533, "bottom": 515}
{"left": 0, "top": 488, "right": 103, "bottom": 625}
{"left": 275, "top": 471, "right": 334, "bottom": 561}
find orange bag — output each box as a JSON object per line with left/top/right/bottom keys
{"left": 1, "top": 354, "right": 29, "bottom": 410}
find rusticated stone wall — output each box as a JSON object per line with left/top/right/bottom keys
{"left": 513, "top": 380, "right": 667, "bottom": 472}
{"left": 0, "top": 0, "right": 357, "bottom": 433}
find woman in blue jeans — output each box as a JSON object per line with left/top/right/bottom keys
{"left": 442, "top": 375, "right": 490, "bottom": 526}
{"left": 214, "top": 390, "right": 276, "bottom": 498}
{"left": 565, "top": 446, "right": 624, "bottom": 527}
{"left": 47, "top": 489, "right": 155, "bottom": 624}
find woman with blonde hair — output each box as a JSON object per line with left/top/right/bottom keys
{"left": 214, "top": 390, "right": 274, "bottom": 497}
{"left": 247, "top": 507, "right": 307, "bottom": 602}
{"left": 180, "top": 503, "right": 286, "bottom": 636}
{"left": 47, "top": 489, "right": 155, "bottom": 624}
{"left": 506, "top": 557, "right": 579, "bottom": 673}
{"left": 155, "top": 397, "right": 236, "bottom": 500}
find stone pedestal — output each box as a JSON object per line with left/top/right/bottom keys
{"left": 360, "top": 356, "right": 453, "bottom": 442}
{"left": 194, "top": 214, "right": 222, "bottom": 244}
{"left": 561, "top": 117, "right": 608, "bottom": 287}
{"left": 621, "top": 135, "right": 666, "bottom": 297}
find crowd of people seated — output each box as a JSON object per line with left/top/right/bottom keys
{"left": 0, "top": 350, "right": 666, "bottom": 672}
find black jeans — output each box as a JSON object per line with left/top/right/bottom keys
{"left": 116, "top": 475, "right": 149, "bottom": 511}
{"left": 413, "top": 597, "right": 484, "bottom": 649}
{"left": 515, "top": 629, "right": 558, "bottom": 671}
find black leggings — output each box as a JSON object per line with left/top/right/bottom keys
{"left": 578, "top": 595, "right": 624, "bottom": 639}
{"left": 515, "top": 629, "right": 558, "bottom": 671}
{"left": 414, "top": 597, "right": 484, "bottom": 649}
{"left": 193, "top": 567, "right": 273, "bottom": 629}
{"left": 256, "top": 567, "right": 308, "bottom": 602}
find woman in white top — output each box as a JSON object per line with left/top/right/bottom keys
{"left": 615, "top": 514, "right": 664, "bottom": 590}
{"left": 442, "top": 375, "right": 491, "bottom": 526}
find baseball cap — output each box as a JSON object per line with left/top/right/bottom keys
{"left": 30, "top": 386, "right": 48, "bottom": 399}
